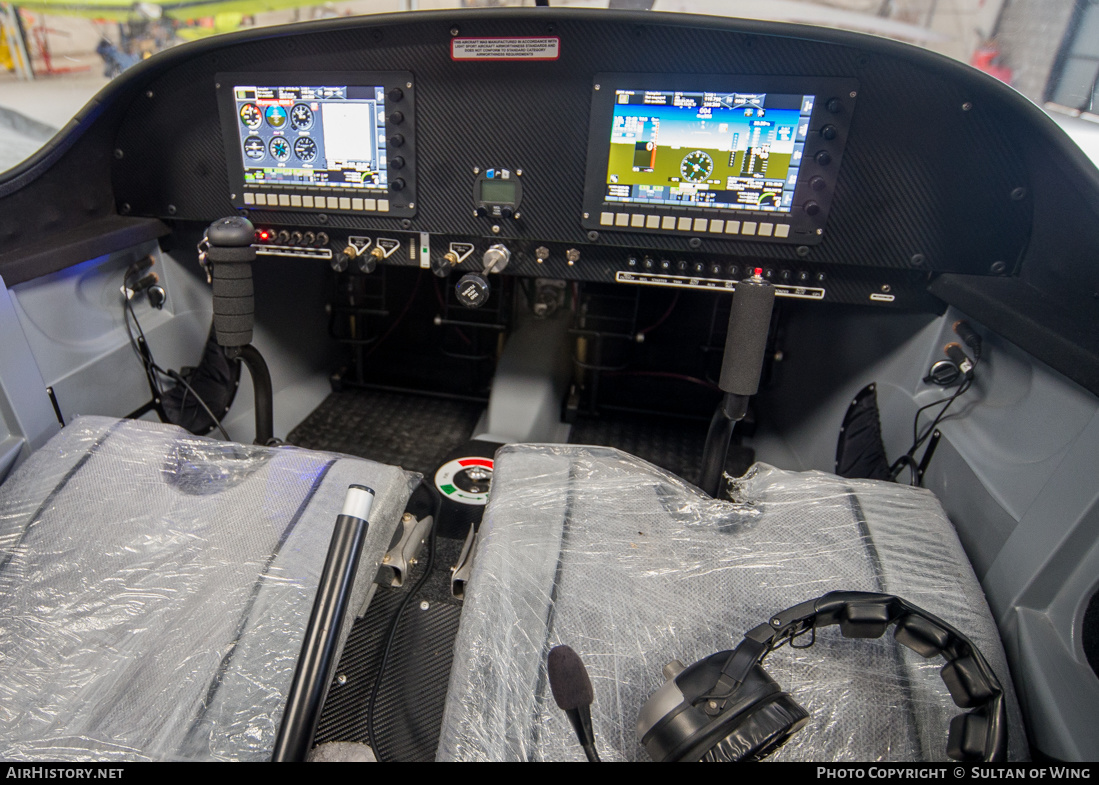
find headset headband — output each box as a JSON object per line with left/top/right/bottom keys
{"left": 721, "top": 591, "right": 1007, "bottom": 762}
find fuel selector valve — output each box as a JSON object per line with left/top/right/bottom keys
{"left": 455, "top": 243, "right": 510, "bottom": 309}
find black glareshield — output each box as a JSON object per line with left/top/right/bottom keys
{"left": 637, "top": 591, "right": 1007, "bottom": 763}
{"left": 206, "top": 216, "right": 257, "bottom": 348}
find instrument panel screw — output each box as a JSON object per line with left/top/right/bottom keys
{"left": 771, "top": 618, "right": 782, "bottom": 627}
{"left": 420, "top": 600, "right": 430, "bottom": 611}
{"left": 990, "top": 260, "right": 1007, "bottom": 275}
{"left": 910, "top": 253, "right": 925, "bottom": 267}
{"left": 688, "top": 237, "right": 702, "bottom": 249}
{"left": 167, "top": 205, "right": 177, "bottom": 215}
{"left": 594, "top": 84, "right": 601, "bottom": 91}
{"left": 796, "top": 245, "right": 810, "bottom": 257}
{"left": 450, "top": 26, "right": 459, "bottom": 36}
{"left": 119, "top": 203, "right": 131, "bottom": 214}
{"left": 849, "top": 91, "right": 857, "bottom": 98}
{"left": 962, "top": 102, "right": 973, "bottom": 111}
{"left": 145, "top": 90, "right": 154, "bottom": 99}
{"left": 587, "top": 230, "right": 599, "bottom": 242}
{"left": 336, "top": 674, "right": 348, "bottom": 685}
{"left": 1010, "top": 187, "right": 1026, "bottom": 201}
{"left": 491, "top": 225, "right": 501, "bottom": 234}
{"left": 406, "top": 82, "right": 412, "bottom": 89}
{"left": 473, "top": 166, "right": 480, "bottom": 174}
{"left": 113, "top": 149, "right": 124, "bottom": 159}
{"left": 516, "top": 169, "right": 523, "bottom": 177}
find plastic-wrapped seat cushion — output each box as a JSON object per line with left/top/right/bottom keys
{"left": 0, "top": 416, "right": 416, "bottom": 761}
{"left": 437, "top": 445, "right": 1026, "bottom": 762}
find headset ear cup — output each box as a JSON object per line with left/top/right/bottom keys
{"left": 698, "top": 692, "right": 811, "bottom": 762}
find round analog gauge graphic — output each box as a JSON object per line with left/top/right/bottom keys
{"left": 293, "top": 137, "right": 318, "bottom": 163}
{"left": 680, "top": 150, "right": 714, "bottom": 182}
{"left": 269, "top": 136, "right": 291, "bottom": 162}
{"left": 264, "top": 105, "right": 287, "bottom": 128}
{"left": 290, "top": 103, "right": 314, "bottom": 130}
{"left": 243, "top": 136, "right": 266, "bottom": 160}
{"left": 239, "top": 103, "right": 262, "bottom": 129}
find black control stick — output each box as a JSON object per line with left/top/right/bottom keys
{"left": 699, "top": 268, "right": 775, "bottom": 497}
{"left": 204, "top": 216, "right": 275, "bottom": 445}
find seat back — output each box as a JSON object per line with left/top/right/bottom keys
{"left": 0, "top": 416, "right": 413, "bottom": 761}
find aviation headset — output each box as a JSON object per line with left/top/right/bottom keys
{"left": 636, "top": 591, "right": 1007, "bottom": 762}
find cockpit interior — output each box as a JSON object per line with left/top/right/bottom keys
{"left": 1, "top": 6, "right": 1097, "bottom": 764}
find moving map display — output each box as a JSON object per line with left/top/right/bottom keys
{"left": 232, "top": 83, "right": 389, "bottom": 192}
{"left": 604, "top": 89, "right": 814, "bottom": 213}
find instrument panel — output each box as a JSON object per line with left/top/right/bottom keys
{"left": 106, "top": 10, "right": 1037, "bottom": 308}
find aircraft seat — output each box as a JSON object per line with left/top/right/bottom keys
{"left": 437, "top": 444, "right": 1027, "bottom": 762}
{"left": 0, "top": 416, "right": 415, "bottom": 761}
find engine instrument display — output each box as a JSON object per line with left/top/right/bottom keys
{"left": 218, "top": 71, "right": 416, "bottom": 218}
{"left": 582, "top": 74, "right": 857, "bottom": 245}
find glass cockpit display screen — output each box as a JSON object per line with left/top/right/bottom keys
{"left": 232, "top": 83, "right": 388, "bottom": 192}
{"left": 604, "top": 89, "right": 813, "bottom": 213}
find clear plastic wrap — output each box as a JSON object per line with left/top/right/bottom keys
{"left": 437, "top": 445, "right": 1026, "bottom": 762}
{"left": 0, "top": 416, "right": 416, "bottom": 761}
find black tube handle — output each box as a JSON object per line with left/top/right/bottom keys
{"left": 272, "top": 486, "right": 376, "bottom": 762}
{"left": 206, "top": 217, "right": 257, "bottom": 349}
{"left": 718, "top": 273, "right": 776, "bottom": 396}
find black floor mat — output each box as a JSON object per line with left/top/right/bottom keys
{"left": 287, "top": 389, "right": 484, "bottom": 475}
{"left": 569, "top": 411, "right": 753, "bottom": 486}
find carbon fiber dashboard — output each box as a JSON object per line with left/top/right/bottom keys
{"left": 105, "top": 9, "right": 1036, "bottom": 297}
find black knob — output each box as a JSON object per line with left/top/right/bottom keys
{"left": 810, "top": 176, "right": 826, "bottom": 191}
{"left": 388, "top": 87, "right": 404, "bottom": 102}
{"left": 391, "top": 178, "right": 406, "bottom": 192}
{"left": 357, "top": 255, "right": 377, "bottom": 275}
{"left": 805, "top": 201, "right": 821, "bottom": 216}
{"left": 826, "top": 97, "right": 842, "bottom": 113}
{"left": 432, "top": 255, "right": 456, "bottom": 277}
{"left": 456, "top": 273, "right": 490, "bottom": 309}
{"left": 626, "top": 256, "right": 639, "bottom": 268}
{"left": 390, "top": 156, "right": 405, "bottom": 170}
{"left": 501, "top": 206, "right": 514, "bottom": 219}
{"left": 475, "top": 206, "right": 488, "bottom": 217}
{"left": 331, "top": 253, "right": 349, "bottom": 273}
{"left": 388, "top": 111, "right": 404, "bottom": 125}
{"left": 820, "top": 125, "right": 838, "bottom": 141}
{"left": 389, "top": 134, "right": 405, "bottom": 147}
{"left": 815, "top": 150, "right": 832, "bottom": 166}
{"left": 207, "top": 215, "right": 255, "bottom": 247}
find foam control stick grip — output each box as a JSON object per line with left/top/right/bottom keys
{"left": 718, "top": 270, "right": 776, "bottom": 396}
{"left": 205, "top": 216, "right": 257, "bottom": 348}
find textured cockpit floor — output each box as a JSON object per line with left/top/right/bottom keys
{"left": 287, "top": 389, "right": 485, "bottom": 475}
